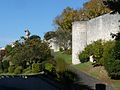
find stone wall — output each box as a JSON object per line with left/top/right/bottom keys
{"left": 72, "top": 21, "right": 87, "bottom": 64}
{"left": 72, "top": 13, "right": 120, "bottom": 64}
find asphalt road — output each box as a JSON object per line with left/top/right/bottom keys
{"left": 0, "top": 76, "right": 62, "bottom": 90}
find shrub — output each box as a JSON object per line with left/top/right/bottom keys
{"left": 45, "top": 63, "right": 53, "bottom": 72}
{"left": 8, "top": 66, "right": 15, "bottom": 73}
{"left": 23, "top": 67, "right": 32, "bottom": 74}
{"left": 105, "top": 60, "right": 120, "bottom": 79}
{"left": 14, "top": 66, "right": 23, "bottom": 74}
{"left": 100, "top": 41, "right": 115, "bottom": 66}
{"left": 103, "top": 41, "right": 120, "bottom": 79}
{"left": 59, "top": 47, "right": 64, "bottom": 52}
{"left": 79, "top": 51, "right": 89, "bottom": 63}
{"left": 23, "top": 66, "right": 31, "bottom": 73}
{"left": 90, "top": 40, "right": 103, "bottom": 64}
{"left": 32, "top": 63, "right": 40, "bottom": 73}
{"left": 57, "top": 70, "right": 79, "bottom": 88}
{"left": 2, "top": 60, "right": 9, "bottom": 72}
{"left": 79, "top": 40, "right": 103, "bottom": 64}
{"left": 0, "top": 63, "right": 3, "bottom": 73}
{"left": 64, "top": 48, "right": 72, "bottom": 55}
{"left": 55, "top": 57, "right": 68, "bottom": 72}
{"left": 112, "top": 41, "right": 120, "bottom": 60}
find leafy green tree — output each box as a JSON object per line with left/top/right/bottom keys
{"left": 103, "top": 33, "right": 120, "bottom": 79}
{"left": 103, "top": 0, "right": 120, "bottom": 13}
{"left": 29, "top": 35, "right": 41, "bottom": 40}
{"left": 54, "top": 7, "right": 80, "bottom": 32}
{"left": 49, "top": 1, "right": 110, "bottom": 50}
{"left": 5, "top": 45, "right": 13, "bottom": 56}
{"left": 83, "top": 0, "right": 110, "bottom": 19}
{"left": 100, "top": 41, "right": 115, "bottom": 66}
{"left": 44, "top": 31, "right": 56, "bottom": 41}
{"left": 2, "top": 60, "right": 9, "bottom": 72}
{"left": 10, "top": 35, "right": 52, "bottom": 69}
{"left": 52, "top": 7, "right": 81, "bottom": 49}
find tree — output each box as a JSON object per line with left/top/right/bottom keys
{"left": 83, "top": 0, "right": 110, "bottom": 19}
{"left": 103, "top": 0, "right": 120, "bottom": 14}
{"left": 55, "top": 29, "right": 71, "bottom": 50}
{"left": 10, "top": 35, "right": 52, "bottom": 68}
{"left": 53, "top": 7, "right": 81, "bottom": 49}
{"left": 5, "top": 45, "right": 13, "bottom": 56}
{"left": 44, "top": 31, "right": 56, "bottom": 41}
{"left": 54, "top": 7, "right": 80, "bottom": 32}
{"left": 29, "top": 35, "right": 41, "bottom": 40}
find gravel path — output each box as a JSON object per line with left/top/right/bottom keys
{"left": 71, "top": 66, "right": 117, "bottom": 90}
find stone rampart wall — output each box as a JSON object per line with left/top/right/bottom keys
{"left": 72, "top": 13, "right": 120, "bottom": 64}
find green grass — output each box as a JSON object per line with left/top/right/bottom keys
{"left": 74, "top": 62, "right": 99, "bottom": 78}
{"left": 74, "top": 62, "right": 92, "bottom": 71}
{"left": 54, "top": 52, "right": 72, "bottom": 65}
{"left": 113, "top": 81, "right": 120, "bottom": 89}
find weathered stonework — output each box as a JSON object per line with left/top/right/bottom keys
{"left": 72, "top": 13, "right": 120, "bottom": 64}
{"left": 72, "top": 21, "right": 87, "bottom": 64}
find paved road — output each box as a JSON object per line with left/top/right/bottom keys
{"left": 0, "top": 76, "right": 62, "bottom": 90}
{"left": 71, "top": 66, "right": 117, "bottom": 90}
{"left": 0, "top": 68, "right": 117, "bottom": 90}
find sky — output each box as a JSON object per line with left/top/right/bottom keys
{"left": 0, "top": 0, "right": 88, "bottom": 47}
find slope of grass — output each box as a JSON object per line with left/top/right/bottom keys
{"left": 54, "top": 52, "right": 72, "bottom": 65}
{"left": 54, "top": 52, "right": 120, "bottom": 90}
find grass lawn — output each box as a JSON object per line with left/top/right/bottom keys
{"left": 55, "top": 52, "right": 120, "bottom": 90}
{"left": 54, "top": 52, "right": 72, "bottom": 65}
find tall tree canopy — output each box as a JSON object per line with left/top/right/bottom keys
{"left": 44, "top": 0, "right": 111, "bottom": 51}
{"left": 54, "top": 7, "right": 81, "bottom": 32}
{"left": 103, "top": 0, "right": 120, "bottom": 14}
{"left": 7, "top": 35, "right": 51, "bottom": 67}
{"left": 83, "top": 0, "right": 110, "bottom": 19}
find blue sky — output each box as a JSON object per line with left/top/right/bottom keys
{"left": 0, "top": 0, "right": 88, "bottom": 47}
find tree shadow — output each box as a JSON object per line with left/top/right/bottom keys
{"left": 64, "top": 83, "right": 94, "bottom": 90}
